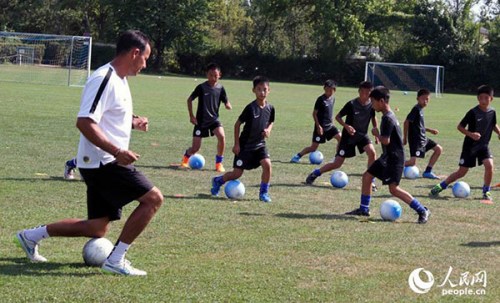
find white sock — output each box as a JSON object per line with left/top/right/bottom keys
{"left": 107, "top": 241, "right": 130, "bottom": 264}
{"left": 24, "top": 225, "right": 49, "bottom": 243}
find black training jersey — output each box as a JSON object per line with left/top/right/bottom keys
{"left": 338, "top": 98, "right": 375, "bottom": 136}
{"left": 380, "top": 110, "right": 404, "bottom": 164}
{"left": 406, "top": 104, "right": 427, "bottom": 146}
{"left": 314, "top": 94, "right": 335, "bottom": 129}
{"left": 238, "top": 100, "right": 275, "bottom": 151}
{"left": 189, "top": 81, "right": 228, "bottom": 128}
{"left": 459, "top": 105, "right": 497, "bottom": 151}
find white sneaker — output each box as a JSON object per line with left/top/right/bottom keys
{"left": 101, "top": 259, "right": 147, "bottom": 276}
{"left": 15, "top": 231, "right": 47, "bottom": 262}
{"left": 64, "top": 163, "right": 75, "bottom": 180}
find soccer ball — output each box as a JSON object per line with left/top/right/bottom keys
{"left": 82, "top": 237, "right": 114, "bottom": 267}
{"left": 309, "top": 151, "right": 324, "bottom": 165}
{"left": 188, "top": 154, "right": 205, "bottom": 169}
{"left": 224, "top": 180, "right": 245, "bottom": 199}
{"left": 404, "top": 166, "right": 420, "bottom": 179}
{"left": 380, "top": 199, "right": 402, "bottom": 221}
{"left": 330, "top": 171, "right": 349, "bottom": 188}
{"left": 452, "top": 181, "right": 470, "bottom": 198}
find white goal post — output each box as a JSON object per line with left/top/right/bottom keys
{"left": 0, "top": 31, "right": 91, "bottom": 87}
{"left": 365, "top": 62, "right": 444, "bottom": 97}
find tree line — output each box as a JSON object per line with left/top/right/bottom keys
{"left": 1, "top": 0, "right": 498, "bottom": 91}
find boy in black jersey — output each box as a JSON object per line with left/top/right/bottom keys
{"left": 403, "top": 89, "right": 443, "bottom": 179}
{"left": 211, "top": 76, "right": 275, "bottom": 202}
{"left": 181, "top": 63, "right": 232, "bottom": 172}
{"left": 290, "top": 79, "right": 341, "bottom": 163}
{"left": 430, "top": 85, "right": 500, "bottom": 201}
{"left": 346, "top": 86, "right": 430, "bottom": 224}
{"left": 305, "top": 81, "right": 378, "bottom": 190}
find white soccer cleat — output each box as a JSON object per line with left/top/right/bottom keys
{"left": 101, "top": 259, "right": 147, "bottom": 276}
{"left": 64, "top": 163, "right": 75, "bottom": 180}
{"left": 15, "top": 231, "right": 47, "bottom": 262}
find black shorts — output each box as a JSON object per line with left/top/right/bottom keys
{"left": 312, "top": 125, "right": 340, "bottom": 144}
{"left": 193, "top": 121, "right": 222, "bottom": 138}
{"left": 409, "top": 138, "right": 437, "bottom": 158}
{"left": 336, "top": 133, "right": 371, "bottom": 158}
{"left": 79, "top": 162, "right": 154, "bottom": 221}
{"left": 233, "top": 147, "right": 270, "bottom": 170}
{"left": 459, "top": 146, "right": 493, "bottom": 168}
{"left": 368, "top": 158, "right": 404, "bottom": 185}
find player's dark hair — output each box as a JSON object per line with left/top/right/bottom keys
{"left": 370, "top": 86, "right": 390, "bottom": 103}
{"left": 206, "top": 62, "right": 221, "bottom": 72}
{"left": 359, "top": 81, "right": 373, "bottom": 90}
{"left": 417, "top": 88, "right": 431, "bottom": 97}
{"left": 324, "top": 79, "right": 337, "bottom": 89}
{"left": 253, "top": 76, "right": 270, "bottom": 88}
{"left": 477, "top": 85, "right": 494, "bottom": 96}
{"left": 116, "top": 30, "right": 149, "bottom": 56}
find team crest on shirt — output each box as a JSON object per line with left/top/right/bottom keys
{"left": 195, "top": 130, "right": 201, "bottom": 136}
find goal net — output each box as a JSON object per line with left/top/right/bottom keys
{"left": 365, "top": 62, "right": 444, "bottom": 97}
{"left": 0, "top": 32, "right": 91, "bottom": 86}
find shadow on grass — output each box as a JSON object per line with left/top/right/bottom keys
{"left": 0, "top": 258, "right": 99, "bottom": 277}
{"left": 137, "top": 164, "right": 213, "bottom": 172}
{"left": 274, "top": 213, "right": 420, "bottom": 224}
{"left": 274, "top": 212, "right": 358, "bottom": 221}
{"left": 164, "top": 193, "right": 255, "bottom": 202}
{"left": 460, "top": 241, "right": 500, "bottom": 248}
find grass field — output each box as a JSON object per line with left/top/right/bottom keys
{"left": 0, "top": 74, "right": 498, "bottom": 302}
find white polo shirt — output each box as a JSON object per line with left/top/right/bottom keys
{"left": 77, "top": 63, "right": 133, "bottom": 168}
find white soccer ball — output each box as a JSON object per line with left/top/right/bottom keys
{"left": 82, "top": 238, "right": 114, "bottom": 267}
{"left": 404, "top": 166, "right": 420, "bottom": 179}
{"left": 452, "top": 181, "right": 470, "bottom": 198}
{"left": 309, "top": 151, "right": 324, "bottom": 165}
{"left": 188, "top": 154, "right": 205, "bottom": 170}
{"left": 224, "top": 180, "right": 245, "bottom": 199}
{"left": 380, "top": 199, "right": 402, "bottom": 221}
{"left": 330, "top": 171, "right": 349, "bottom": 188}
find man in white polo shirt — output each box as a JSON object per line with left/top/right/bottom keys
{"left": 15, "top": 30, "right": 163, "bottom": 276}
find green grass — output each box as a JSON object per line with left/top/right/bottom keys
{"left": 0, "top": 74, "right": 499, "bottom": 302}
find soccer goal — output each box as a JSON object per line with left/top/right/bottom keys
{"left": 365, "top": 62, "right": 444, "bottom": 97}
{"left": 0, "top": 32, "right": 91, "bottom": 87}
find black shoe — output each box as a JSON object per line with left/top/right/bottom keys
{"left": 345, "top": 208, "right": 370, "bottom": 217}
{"left": 305, "top": 172, "right": 318, "bottom": 185}
{"left": 418, "top": 207, "right": 430, "bottom": 224}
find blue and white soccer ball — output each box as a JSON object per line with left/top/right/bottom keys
{"left": 224, "top": 180, "right": 245, "bottom": 200}
{"left": 82, "top": 237, "right": 114, "bottom": 267}
{"left": 309, "top": 151, "right": 324, "bottom": 165}
{"left": 188, "top": 154, "right": 205, "bottom": 170}
{"left": 330, "top": 171, "right": 349, "bottom": 188}
{"left": 380, "top": 199, "right": 402, "bottom": 221}
{"left": 404, "top": 166, "right": 420, "bottom": 179}
{"left": 452, "top": 181, "right": 470, "bottom": 198}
